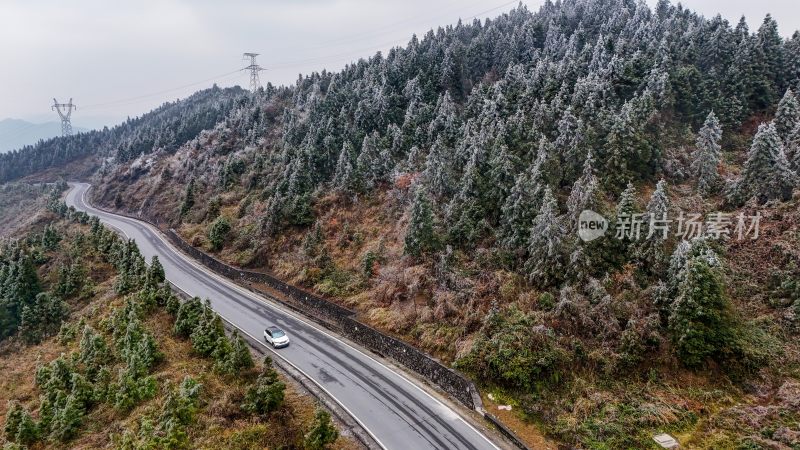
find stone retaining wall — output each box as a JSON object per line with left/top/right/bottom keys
{"left": 163, "top": 228, "right": 477, "bottom": 409}
{"left": 82, "top": 193, "right": 535, "bottom": 450}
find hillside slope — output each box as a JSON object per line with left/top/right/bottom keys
{"left": 3, "top": 0, "right": 800, "bottom": 447}
{"left": 0, "top": 190, "right": 350, "bottom": 449}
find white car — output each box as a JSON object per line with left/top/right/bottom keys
{"left": 264, "top": 326, "right": 290, "bottom": 348}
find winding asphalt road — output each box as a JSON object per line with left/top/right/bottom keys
{"left": 66, "top": 182, "right": 499, "bottom": 450}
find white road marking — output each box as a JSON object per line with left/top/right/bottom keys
{"left": 73, "top": 183, "right": 500, "bottom": 450}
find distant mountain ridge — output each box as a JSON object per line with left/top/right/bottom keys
{"left": 0, "top": 118, "right": 88, "bottom": 153}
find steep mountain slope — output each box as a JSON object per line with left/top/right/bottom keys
{"left": 4, "top": 0, "right": 800, "bottom": 447}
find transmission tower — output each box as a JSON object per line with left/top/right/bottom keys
{"left": 242, "top": 53, "right": 264, "bottom": 92}
{"left": 52, "top": 98, "right": 77, "bottom": 136}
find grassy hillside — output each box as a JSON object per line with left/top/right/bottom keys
{"left": 0, "top": 193, "right": 352, "bottom": 450}
{"left": 3, "top": 0, "right": 800, "bottom": 447}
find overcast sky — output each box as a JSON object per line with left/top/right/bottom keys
{"left": 0, "top": 0, "right": 798, "bottom": 130}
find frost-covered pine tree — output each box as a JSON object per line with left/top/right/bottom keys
{"left": 668, "top": 254, "right": 734, "bottom": 368}
{"left": 356, "top": 132, "right": 384, "bottom": 189}
{"left": 608, "top": 180, "right": 639, "bottom": 261}
{"left": 428, "top": 91, "right": 461, "bottom": 145}
{"left": 500, "top": 152, "right": 547, "bottom": 253}
{"left": 729, "top": 121, "right": 796, "bottom": 205}
{"left": 554, "top": 107, "right": 586, "bottom": 182}
{"left": 486, "top": 141, "right": 520, "bottom": 212}
{"left": 775, "top": 89, "right": 800, "bottom": 140}
{"left": 615, "top": 181, "right": 638, "bottom": 218}
{"left": 566, "top": 150, "right": 600, "bottom": 233}
{"left": 636, "top": 179, "right": 669, "bottom": 271}
{"left": 404, "top": 184, "right": 438, "bottom": 258}
{"left": 603, "top": 91, "right": 655, "bottom": 188}
{"left": 179, "top": 177, "right": 196, "bottom": 220}
{"left": 446, "top": 144, "right": 488, "bottom": 247}
{"left": 692, "top": 111, "right": 723, "bottom": 196}
{"left": 422, "top": 139, "right": 454, "bottom": 198}
{"left": 789, "top": 123, "right": 800, "bottom": 170}
{"left": 666, "top": 237, "right": 719, "bottom": 297}
{"left": 524, "top": 187, "right": 564, "bottom": 287}
{"left": 332, "top": 142, "right": 358, "bottom": 196}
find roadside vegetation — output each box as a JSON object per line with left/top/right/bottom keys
{"left": 0, "top": 190, "right": 346, "bottom": 449}
{"left": 2, "top": 0, "right": 800, "bottom": 447}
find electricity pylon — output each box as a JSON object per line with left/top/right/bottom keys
{"left": 243, "top": 53, "right": 264, "bottom": 92}
{"left": 52, "top": 98, "right": 77, "bottom": 136}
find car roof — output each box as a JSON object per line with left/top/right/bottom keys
{"left": 267, "top": 326, "right": 282, "bottom": 332}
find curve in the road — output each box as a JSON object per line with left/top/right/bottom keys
{"left": 66, "top": 182, "right": 500, "bottom": 450}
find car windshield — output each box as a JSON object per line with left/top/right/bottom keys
{"left": 271, "top": 330, "right": 285, "bottom": 338}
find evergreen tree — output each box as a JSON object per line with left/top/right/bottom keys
{"left": 179, "top": 177, "right": 196, "bottom": 220}
{"left": 555, "top": 107, "right": 586, "bottom": 182}
{"left": 616, "top": 181, "right": 638, "bottom": 218}
{"left": 422, "top": 139, "right": 455, "bottom": 198}
{"left": 524, "top": 187, "right": 564, "bottom": 287}
{"left": 42, "top": 225, "right": 61, "bottom": 250}
{"left": 668, "top": 258, "right": 736, "bottom": 368}
{"left": 190, "top": 304, "right": 226, "bottom": 357}
{"left": 0, "top": 253, "right": 42, "bottom": 340}
{"left": 79, "top": 325, "right": 109, "bottom": 377}
{"left": 355, "top": 132, "right": 385, "bottom": 189}
{"left": 603, "top": 92, "right": 656, "bottom": 188}
{"left": 54, "top": 262, "right": 85, "bottom": 299}
{"left": 565, "top": 151, "right": 600, "bottom": 233}
{"left": 332, "top": 142, "right": 358, "bottom": 197}
{"left": 19, "top": 292, "right": 68, "bottom": 344}
{"left": 486, "top": 141, "right": 520, "bottom": 216}
{"left": 3, "top": 402, "right": 40, "bottom": 447}
{"left": 428, "top": 91, "right": 461, "bottom": 145}
{"left": 606, "top": 181, "right": 639, "bottom": 263}
{"left": 145, "top": 256, "right": 165, "bottom": 289}
{"left": 304, "top": 409, "right": 339, "bottom": 450}
{"left": 666, "top": 237, "right": 719, "bottom": 298}
{"left": 755, "top": 14, "right": 784, "bottom": 104}
{"left": 637, "top": 179, "right": 670, "bottom": 272}
{"left": 730, "top": 121, "right": 796, "bottom": 205}
{"left": 446, "top": 144, "right": 490, "bottom": 247}
{"left": 404, "top": 185, "right": 438, "bottom": 257}
{"left": 790, "top": 123, "right": 800, "bottom": 170}
{"left": 241, "top": 357, "right": 285, "bottom": 416}
{"left": 775, "top": 89, "right": 800, "bottom": 140}
{"left": 208, "top": 216, "right": 231, "bottom": 251}
{"left": 13, "top": 407, "right": 38, "bottom": 446}
{"left": 500, "top": 151, "right": 548, "bottom": 256}
{"left": 49, "top": 393, "right": 84, "bottom": 442}
{"left": 215, "top": 331, "right": 255, "bottom": 375}
{"left": 173, "top": 297, "right": 204, "bottom": 338}
{"left": 4, "top": 402, "right": 24, "bottom": 443}
{"left": 692, "top": 111, "right": 723, "bottom": 196}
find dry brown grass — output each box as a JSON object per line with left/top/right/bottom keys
{"left": 0, "top": 217, "right": 356, "bottom": 449}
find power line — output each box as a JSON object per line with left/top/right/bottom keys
{"left": 53, "top": 0, "right": 522, "bottom": 113}
{"left": 81, "top": 69, "right": 244, "bottom": 110}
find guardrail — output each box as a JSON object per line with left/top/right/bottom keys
{"left": 82, "top": 190, "right": 534, "bottom": 450}
{"left": 165, "top": 280, "right": 380, "bottom": 450}
{"left": 162, "top": 228, "right": 478, "bottom": 409}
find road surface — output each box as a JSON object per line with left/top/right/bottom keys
{"left": 66, "top": 182, "right": 499, "bottom": 450}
